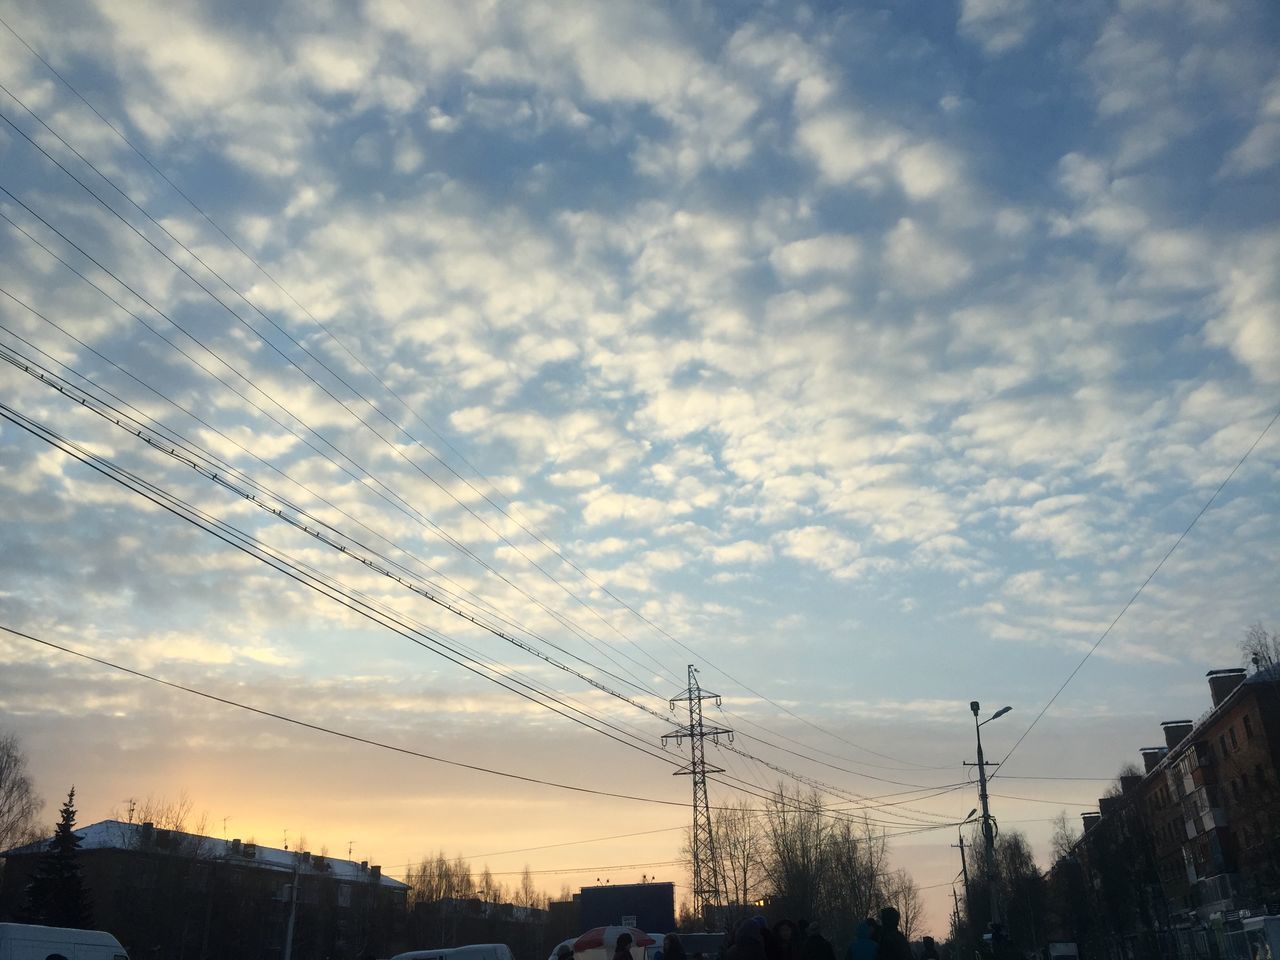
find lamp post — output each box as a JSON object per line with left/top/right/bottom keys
{"left": 970, "top": 701, "right": 1011, "bottom": 928}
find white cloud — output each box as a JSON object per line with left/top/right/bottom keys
{"left": 548, "top": 469, "right": 601, "bottom": 488}
{"left": 883, "top": 218, "right": 972, "bottom": 294}
{"left": 706, "top": 540, "right": 772, "bottom": 565}
{"left": 769, "top": 235, "right": 861, "bottom": 279}
{"left": 773, "top": 526, "right": 869, "bottom": 580}
{"left": 1221, "top": 76, "right": 1280, "bottom": 176}
{"left": 958, "top": 0, "right": 1034, "bottom": 55}
{"left": 1205, "top": 232, "right": 1280, "bottom": 384}
{"left": 895, "top": 142, "right": 962, "bottom": 201}
{"left": 795, "top": 110, "right": 903, "bottom": 187}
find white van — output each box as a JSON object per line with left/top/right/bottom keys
{"left": 392, "top": 945, "right": 515, "bottom": 960}
{"left": 0, "top": 923, "right": 129, "bottom": 960}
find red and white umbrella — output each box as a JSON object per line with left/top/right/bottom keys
{"left": 573, "top": 927, "right": 656, "bottom": 952}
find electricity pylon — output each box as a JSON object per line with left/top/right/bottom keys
{"left": 663, "top": 665, "right": 732, "bottom": 928}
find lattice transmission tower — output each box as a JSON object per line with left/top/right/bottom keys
{"left": 663, "top": 665, "right": 732, "bottom": 927}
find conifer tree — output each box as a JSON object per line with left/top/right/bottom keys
{"left": 24, "top": 786, "right": 93, "bottom": 928}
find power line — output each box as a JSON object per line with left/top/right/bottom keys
{"left": 994, "top": 403, "right": 1280, "bottom": 779}
{"left": 0, "top": 96, "right": 676, "bottom": 696}
{"left": 0, "top": 401, "right": 684, "bottom": 771}
{"left": 0, "top": 387, "right": 951, "bottom": 826}
{"left": 0, "top": 624, "right": 687, "bottom": 807}
{"left": 0, "top": 30, "right": 947, "bottom": 772}
{"left": 465, "top": 827, "right": 688, "bottom": 861}
{"left": 988, "top": 793, "right": 1096, "bottom": 807}
{"left": 0, "top": 314, "right": 959, "bottom": 821}
{"left": 0, "top": 200, "right": 667, "bottom": 705}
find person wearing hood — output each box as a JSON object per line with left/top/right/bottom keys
{"left": 800, "top": 922, "right": 836, "bottom": 960}
{"left": 613, "top": 933, "right": 635, "bottom": 960}
{"left": 847, "top": 920, "right": 878, "bottom": 960}
{"left": 874, "top": 907, "right": 911, "bottom": 960}
{"left": 772, "top": 919, "right": 799, "bottom": 960}
{"left": 728, "top": 917, "right": 768, "bottom": 960}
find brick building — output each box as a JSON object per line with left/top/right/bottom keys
{"left": 0, "top": 819, "right": 409, "bottom": 960}
{"left": 1061, "top": 664, "right": 1280, "bottom": 959}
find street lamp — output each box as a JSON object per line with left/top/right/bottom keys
{"left": 970, "top": 701, "right": 1011, "bottom": 928}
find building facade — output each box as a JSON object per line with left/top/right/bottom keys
{"left": 1059, "top": 664, "right": 1280, "bottom": 959}
{"left": 0, "top": 819, "right": 408, "bottom": 960}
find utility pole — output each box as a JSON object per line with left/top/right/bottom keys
{"left": 663, "top": 665, "right": 732, "bottom": 929}
{"left": 283, "top": 854, "right": 301, "bottom": 960}
{"left": 967, "top": 701, "right": 1010, "bottom": 930}
{"left": 952, "top": 830, "right": 972, "bottom": 913}
{"left": 951, "top": 886, "right": 963, "bottom": 941}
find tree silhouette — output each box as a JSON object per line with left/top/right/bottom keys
{"left": 24, "top": 787, "right": 93, "bottom": 929}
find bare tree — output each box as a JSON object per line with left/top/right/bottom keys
{"left": 823, "top": 815, "right": 888, "bottom": 945}
{"left": 134, "top": 791, "right": 195, "bottom": 831}
{"left": 517, "top": 866, "right": 540, "bottom": 910}
{"left": 1242, "top": 622, "right": 1280, "bottom": 671}
{"left": 714, "top": 799, "right": 767, "bottom": 908}
{"left": 763, "top": 786, "right": 828, "bottom": 923}
{"left": 884, "top": 868, "right": 922, "bottom": 940}
{"left": 479, "top": 865, "right": 498, "bottom": 903}
{"left": 117, "top": 791, "right": 210, "bottom": 856}
{"left": 1049, "top": 811, "right": 1079, "bottom": 862}
{"left": 0, "top": 731, "right": 44, "bottom": 851}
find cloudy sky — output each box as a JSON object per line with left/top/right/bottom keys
{"left": 1, "top": 0, "right": 1278, "bottom": 935}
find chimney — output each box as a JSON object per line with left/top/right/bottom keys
{"left": 1098, "top": 796, "right": 1121, "bottom": 817}
{"left": 244, "top": 842, "right": 257, "bottom": 860}
{"left": 302, "top": 851, "right": 312, "bottom": 867}
{"left": 360, "top": 860, "right": 369, "bottom": 871}
{"left": 1161, "top": 720, "right": 1194, "bottom": 751}
{"left": 1081, "top": 812, "right": 1101, "bottom": 833}
{"left": 371, "top": 865, "right": 381, "bottom": 881}
{"left": 1207, "top": 668, "right": 1247, "bottom": 707}
{"left": 140, "top": 821, "right": 155, "bottom": 847}
{"left": 230, "top": 838, "right": 242, "bottom": 856}
{"left": 1120, "top": 774, "right": 1142, "bottom": 793}
{"left": 1141, "top": 747, "right": 1167, "bottom": 773}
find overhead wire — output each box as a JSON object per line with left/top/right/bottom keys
{"left": 993, "top": 403, "right": 1280, "bottom": 779}
{"left": 0, "top": 624, "right": 687, "bottom": 807}
{"left": 0, "top": 319, "right": 956, "bottom": 827}
{"left": 0, "top": 198, "right": 666, "bottom": 706}
{"left": 0, "top": 39, "right": 949, "bottom": 773}
{"left": 0, "top": 400, "right": 683, "bottom": 772}
{"left": 2, "top": 312, "right": 674, "bottom": 758}
{"left": 0, "top": 381, "right": 949, "bottom": 826}
{"left": 0, "top": 94, "right": 677, "bottom": 695}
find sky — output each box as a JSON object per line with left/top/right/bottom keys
{"left": 0, "top": 0, "right": 1278, "bottom": 939}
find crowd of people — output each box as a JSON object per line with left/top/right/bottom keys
{"left": 717, "top": 909, "right": 938, "bottom": 960}
{"left": 553, "top": 910, "right": 943, "bottom": 960}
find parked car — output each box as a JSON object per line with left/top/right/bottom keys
{"left": 0, "top": 923, "right": 130, "bottom": 960}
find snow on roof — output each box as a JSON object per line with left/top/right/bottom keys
{"left": 1, "top": 820, "right": 408, "bottom": 890}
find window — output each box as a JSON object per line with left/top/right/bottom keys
{"left": 1243, "top": 714, "right": 1254, "bottom": 739}
{"left": 1229, "top": 726, "right": 1238, "bottom": 749}
{"left": 1220, "top": 734, "right": 1228, "bottom": 756}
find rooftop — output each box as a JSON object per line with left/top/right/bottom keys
{"left": 1, "top": 820, "right": 408, "bottom": 890}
